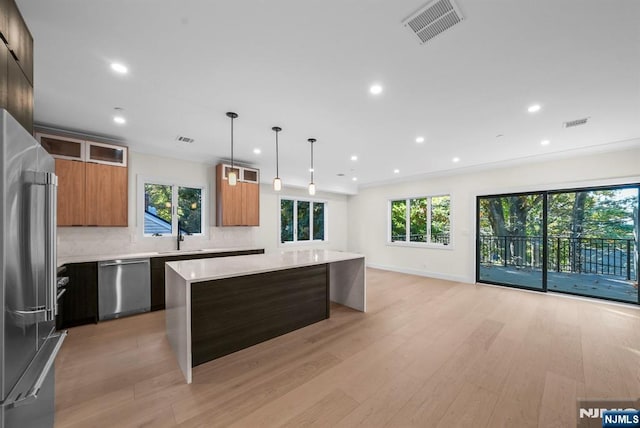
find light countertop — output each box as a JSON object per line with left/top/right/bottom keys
{"left": 57, "top": 247, "right": 264, "bottom": 267}
{"left": 166, "top": 249, "right": 365, "bottom": 283}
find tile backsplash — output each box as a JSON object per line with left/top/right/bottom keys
{"left": 57, "top": 227, "right": 257, "bottom": 258}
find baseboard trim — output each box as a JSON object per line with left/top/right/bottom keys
{"left": 365, "top": 262, "right": 473, "bottom": 284}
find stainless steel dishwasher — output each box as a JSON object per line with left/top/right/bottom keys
{"left": 98, "top": 258, "right": 151, "bottom": 320}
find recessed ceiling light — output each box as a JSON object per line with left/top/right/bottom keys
{"left": 350, "top": 155, "right": 358, "bottom": 161}
{"left": 113, "top": 115, "right": 126, "bottom": 125}
{"left": 110, "top": 62, "right": 128, "bottom": 74}
{"left": 253, "top": 148, "right": 261, "bottom": 154}
{"left": 369, "top": 84, "right": 383, "bottom": 95}
{"left": 540, "top": 139, "right": 550, "bottom": 146}
{"left": 393, "top": 169, "right": 400, "bottom": 174}
{"left": 452, "top": 157, "right": 460, "bottom": 163}
{"left": 352, "top": 177, "right": 358, "bottom": 181}
{"left": 416, "top": 136, "right": 425, "bottom": 143}
{"left": 527, "top": 104, "right": 541, "bottom": 113}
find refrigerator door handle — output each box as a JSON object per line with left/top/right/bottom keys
{"left": 44, "top": 171, "right": 58, "bottom": 321}
{"left": 1, "top": 331, "right": 67, "bottom": 409}
{"left": 25, "top": 170, "right": 58, "bottom": 321}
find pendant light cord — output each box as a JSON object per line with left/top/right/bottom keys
{"left": 276, "top": 130, "right": 279, "bottom": 177}
{"left": 230, "top": 116, "right": 234, "bottom": 169}
{"left": 310, "top": 140, "right": 314, "bottom": 183}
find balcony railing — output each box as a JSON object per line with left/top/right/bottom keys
{"left": 391, "top": 233, "right": 450, "bottom": 245}
{"left": 479, "top": 235, "right": 637, "bottom": 280}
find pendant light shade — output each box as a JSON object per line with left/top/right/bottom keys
{"left": 226, "top": 112, "right": 238, "bottom": 186}
{"left": 308, "top": 138, "right": 316, "bottom": 195}
{"left": 272, "top": 126, "right": 282, "bottom": 192}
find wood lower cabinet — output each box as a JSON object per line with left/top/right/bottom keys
{"left": 85, "top": 163, "right": 128, "bottom": 226}
{"left": 56, "top": 262, "right": 98, "bottom": 330}
{"left": 150, "top": 249, "right": 265, "bottom": 311}
{"left": 55, "top": 159, "right": 86, "bottom": 226}
{"left": 216, "top": 163, "right": 260, "bottom": 226}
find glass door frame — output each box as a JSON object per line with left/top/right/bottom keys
{"left": 475, "top": 190, "right": 548, "bottom": 293}
{"left": 476, "top": 183, "right": 640, "bottom": 305}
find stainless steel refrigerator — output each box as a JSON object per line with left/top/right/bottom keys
{"left": 0, "top": 109, "right": 66, "bottom": 427}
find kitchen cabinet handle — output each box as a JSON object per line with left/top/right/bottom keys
{"left": 100, "top": 260, "right": 149, "bottom": 267}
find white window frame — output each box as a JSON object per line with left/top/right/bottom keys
{"left": 278, "top": 196, "right": 329, "bottom": 245}
{"left": 387, "top": 194, "right": 452, "bottom": 249}
{"left": 138, "top": 176, "right": 207, "bottom": 238}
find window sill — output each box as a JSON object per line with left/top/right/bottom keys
{"left": 386, "top": 241, "right": 454, "bottom": 251}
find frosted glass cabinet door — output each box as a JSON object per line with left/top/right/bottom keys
{"left": 86, "top": 141, "right": 127, "bottom": 167}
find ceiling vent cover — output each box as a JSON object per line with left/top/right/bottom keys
{"left": 176, "top": 135, "right": 195, "bottom": 143}
{"left": 403, "top": 0, "right": 464, "bottom": 45}
{"left": 563, "top": 117, "right": 589, "bottom": 128}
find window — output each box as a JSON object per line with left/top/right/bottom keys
{"left": 142, "top": 180, "right": 204, "bottom": 236}
{"left": 280, "top": 198, "right": 326, "bottom": 243}
{"left": 389, "top": 195, "right": 450, "bottom": 245}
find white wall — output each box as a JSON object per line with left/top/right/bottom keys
{"left": 57, "top": 151, "right": 349, "bottom": 258}
{"left": 347, "top": 147, "right": 640, "bottom": 283}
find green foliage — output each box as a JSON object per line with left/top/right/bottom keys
{"left": 391, "top": 196, "right": 451, "bottom": 243}
{"left": 145, "top": 184, "right": 172, "bottom": 222}
{"left": 390, "top": 200, "right": 406, "bottom": 241}
{"left": 431, "top": 196, "right": 450, "bottom": 239}
{"left": 297, "top": 201, "right": 310, "bottom": 240}
{"left": 144, "top": 184, "right": 202, "bottom": 235}
{"left": 280, "top": 199, "right": 294, "bottom": 242}
{"left": 178, "top": 187, "right": 202, "bottom": 234}
{"left": 313, "top": 203, "right": 325, "bottom": 240}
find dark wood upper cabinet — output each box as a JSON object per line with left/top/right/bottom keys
{"left": 5, "top": 0, "right": 32, "bottom": 84}
{"left": 0, "top": 0, "right": 8, "bottom": 43}
{"left": 0, "top": 42, "right": 7, "bottom": 110}
{"left": 6, "top": 51, "right": 31, "bottom": 132}
{"left": 0, "top": 0, "right": 33, "bottom": 131}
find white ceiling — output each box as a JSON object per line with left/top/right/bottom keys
{"left": 17, "top": 0, "right": 640, "bottom": 194}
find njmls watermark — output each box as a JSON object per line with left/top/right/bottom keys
{"left": 578, "top": 399, "right": 640, "bottom": 428}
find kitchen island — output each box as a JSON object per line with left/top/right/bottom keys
{"left": 165, "top": 249, "right": 365, "bottom": 383}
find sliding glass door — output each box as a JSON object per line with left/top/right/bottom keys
{"left": 476, "top": 185, "right": 639, "bottom": 305}
{"left": 477, "top": 193, "right": 545, "bottom": 290}
{"left": 547, "top": 187, "right": 638, "bottom": 303}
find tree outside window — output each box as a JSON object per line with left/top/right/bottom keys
{"left": 390, "top": 195, "right": 451, "bottom": 245}
{"left": 143, "top": 182, "right": 204, "bottom": 236}
{"left": 281, "top": 198, "right": 326, "bottom": 243}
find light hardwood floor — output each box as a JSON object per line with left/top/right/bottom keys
{"left": 54, "top": 268, "right": 640, "bottom": 427}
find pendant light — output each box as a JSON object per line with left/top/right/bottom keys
{"left": 226, "top": 112, "right": 238, "bottom": 186}
{"left": 272, "top": 126, "right": 282, "bottom": 191}
{"left": 308, "top": 138, "right": 316, "bottom": 195}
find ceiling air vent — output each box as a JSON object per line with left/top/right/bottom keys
{"left": 563, "top": 117, "right": 589, "bottom": 128}
{"left": 403, "top": 0, "right": 464, "bottom": 45}
{"left": 176, "top": 135, "right": 195, "bottom": 143}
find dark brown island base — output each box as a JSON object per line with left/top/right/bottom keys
{"left": 165, "top": 249, "right": 366, "bottom": 383}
